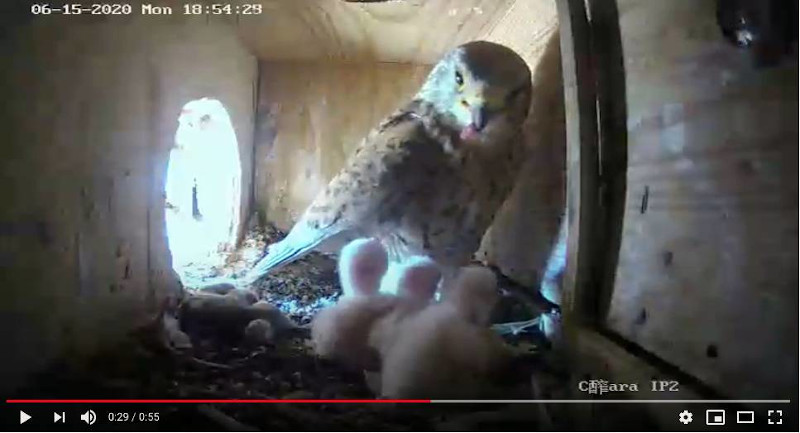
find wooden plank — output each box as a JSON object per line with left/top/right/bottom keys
{"left": 235, "top": 0, "right": 558, "bottom": 64}
{"left": 0, "top": 12, "right": 258, "bottom": 393}
{"left": 607, "top": 0, "right": 798, "bottom": 399}
{"left": 554, "top": 0, "right": 599, "bottom": 321}
{"left": 586, "top": 0, "right": 628, "bottom": 318}
{"left": 574, "top": 330, "right": 704, "bottom": 400}
{"left": 571, "top": 329, "right": 701, "bottom": 429}
{"left": 476, "top": 0, "right": 559, "bottom": 66}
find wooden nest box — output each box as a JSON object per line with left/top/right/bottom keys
{"left": 0, "top": 0, "right": 795, "bottom": 419}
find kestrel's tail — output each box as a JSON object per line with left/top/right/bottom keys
{"left": 242, "top": 223, "right": 329, "bottom": 285}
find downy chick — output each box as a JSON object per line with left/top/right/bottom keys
{"left": 378, "top": 266, "right": 512, "bottom": 399}
{"left": 369, "top": 256, "right": 442, "bottom": 357}
{"left": 442, "top": 266, "right": 500, "bottom": 326}
{"left": 311, "top": 238, "right": 396, "bottom": 370}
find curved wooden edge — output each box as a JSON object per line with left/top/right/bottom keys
{"left": 555, "top": 0, "right": 600, "bottom": 324}
{"left": 586, "top": 0, "right": 629, "bottom": 321}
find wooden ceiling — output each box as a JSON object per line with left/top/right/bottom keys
{"left": 235, "top": 0, "right": 558, "bottom": 64}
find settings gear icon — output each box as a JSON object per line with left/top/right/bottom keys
{"left": 679, "top": 410, "right": 693, "bottom": 425}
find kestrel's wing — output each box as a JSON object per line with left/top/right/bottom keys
{"left": 244, "top": 110, "right": 450, "bottom": 282}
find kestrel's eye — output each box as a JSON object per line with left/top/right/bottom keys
{"left": 506, "top": 84, "right": 526, "bottom": 103}
{"left": 455, "top": 70, "right": 464, "bottom": 88}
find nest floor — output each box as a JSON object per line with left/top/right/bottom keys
{"left": 8, "top": 223, "right": 604, "bottom": 431}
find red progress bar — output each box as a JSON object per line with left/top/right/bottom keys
{"left": 6, "top": 399, "right": 430, "bottom": 404}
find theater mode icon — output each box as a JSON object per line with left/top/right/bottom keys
{"left": 706, "top": 409, "right": 726, "bottom": 425}
{"left": 736, "top": 410, "right": 755, "bottom": 424}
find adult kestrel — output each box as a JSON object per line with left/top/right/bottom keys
{"left": 243, "top": 41, "right": 532, "bottom": 291}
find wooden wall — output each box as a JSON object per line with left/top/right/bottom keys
{"left": 254, "top": 62, "right": 431, "bottom": 230}
{"left": 606, "top": 0, "right": 798, "bottom": 399}
{"left": 0, "top": 9, "right": 257, "bottom": 393}
{"left": 237, "top": 0, "right": 558, "bottom": 64}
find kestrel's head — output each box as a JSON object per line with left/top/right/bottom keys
{"left": 416, "top": 41, "right": 533, "bottom": 142}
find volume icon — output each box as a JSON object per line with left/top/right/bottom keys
{"left": 80, "top": 410, "right": 96, "bottom": 425}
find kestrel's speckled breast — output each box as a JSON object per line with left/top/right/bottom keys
{"left": 371, "top": 111, "right": 520, "bottom": 269}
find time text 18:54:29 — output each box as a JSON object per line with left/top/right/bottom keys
{"left": 183, "top": 4, "right": 263, "bottom": 15}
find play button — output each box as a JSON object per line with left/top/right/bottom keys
{"left": 19, "top": 411, "right": 31, "bottom": 424}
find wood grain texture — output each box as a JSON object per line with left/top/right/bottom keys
{"left": 0, "top": 11, "right": 257, "bottom": 393}
{"left": 236, "top": 0, "right": 558, "bottom": 65}
{"left": 586, "top": 0, "right": 628, "bottom": 321}
{"left": 253, "top": 62, "right": 431, "bottom": 230}
{"left": 553, "top": 0, "right": 598, "bottom": 319}
{"left": 570, "top": 330, "right": 702, "bottom": 429}
{"left": 607, "top": 0, "right": 798, "bottom": 399}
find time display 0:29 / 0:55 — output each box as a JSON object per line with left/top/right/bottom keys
{"left": 107, "top": 412, "right": 160, "bottom": 422}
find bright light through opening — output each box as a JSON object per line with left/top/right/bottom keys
{"left": 164, "top": 98, "right": 242, "bottom": 288}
